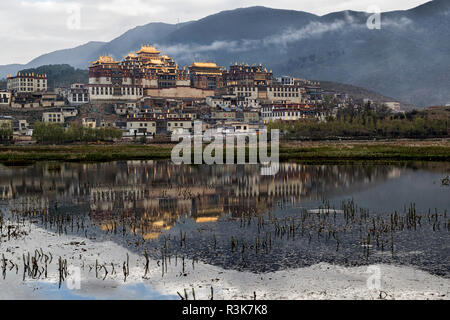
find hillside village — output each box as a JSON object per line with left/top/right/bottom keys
{"left": 0, "top": 44, "right": 408, "bottom": 143}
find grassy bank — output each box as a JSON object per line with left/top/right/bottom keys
{"left": 0, "top": 140, "right": 449, "bottom": 165}
{"left": 279, "top": 144, "right": 450, "bottom": 163}
{"left": 0, "top": 144, "right": 173, "bottom": 165}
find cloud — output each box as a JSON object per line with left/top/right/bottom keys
{"left": 261, "top": 20, "right": 348, "bottom": 46}
{"left": 382, "top": 17, "right": 413, "bottom": 29}
{"left": 157, "top": 11, "right": 417, "bottom": 63}
{"left": 0, "top": 0, "right": 170, "bottom": 64}
{"left": 0, "top": 0, "right": 429, "bottom": 65}
{"left": 158, "top": 18, "right": 354, "bottom": 62}
{"left": 97, "top": 0, "right": 164, "bottom": 16}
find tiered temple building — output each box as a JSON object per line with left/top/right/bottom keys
{"left": 88, "top": 45, "right": 310, "bottom": 104}
{"left": 89, "top": 45, "right": 190, "bottom": 101}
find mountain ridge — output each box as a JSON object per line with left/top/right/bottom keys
{"left": 1, "top": 1, "right": 448, "bottom": 107}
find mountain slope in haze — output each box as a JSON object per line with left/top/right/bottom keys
{"left": 0, "top": 23, "right": 181, "bottom": 76}
{"left": 26, "top": 41, "right": 106, "bottom": 68}
{"left": 320, "top": 81, "right": 416, "bottom": 110}
{"left": 164, "top": 7, "right": 318, "bottom": 44}
{"left": 96, "top": 22, "right": 191, "bottom": 59}
{"left": 1, "top": 0, "right": 449, "bottom": 107}
{"left": 18, "top": 65, "right": 88, "bottom": 89}
{"left": 0, "top": 63, "right": 27, "bottom": 78}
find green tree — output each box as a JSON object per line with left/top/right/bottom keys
{"left": 33, "top": 122, "right": 123, "bottom": 144}
{"left": 0, "top": 122, "right": 13, "bottom": 144}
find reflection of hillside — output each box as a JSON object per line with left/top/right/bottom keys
{"left": 0, "top": 161, "right": 433, "bottom": 235}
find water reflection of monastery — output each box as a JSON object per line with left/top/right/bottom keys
{"left": 0, "top": 161, "right": 402, "bottom": 239}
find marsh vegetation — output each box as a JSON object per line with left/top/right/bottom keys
{"left": 0, "top": 161, "right": 448, "bottom": 299}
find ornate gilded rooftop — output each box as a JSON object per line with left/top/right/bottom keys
{"left": 145, "top": 59, "right": 164, "bottom": 65}
{"left": 7, "top": 72, "right": 47, "bottom": 79}
{"left": 136, "top": 45, "right": 161, "bottom": 54}
{"left": 191, "top": 62, "right": 220, "bottom": 68}
{"left": 92, "top": 56, "right": 119, "bottom": 65}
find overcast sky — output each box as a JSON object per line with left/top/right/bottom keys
{"left": 0, "top": 0, "right": 429, "bottom": 65}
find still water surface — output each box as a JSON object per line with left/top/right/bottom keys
{"left": 0, "top": 161, "right": 449, "bottom": 298}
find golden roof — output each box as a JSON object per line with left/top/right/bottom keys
{"left": 193, "top": 71, "right": 222, "bottom": 75}
{"left": 145, "top": 59, "right": 163, "bottom": 65}
{"left": 191, "top": 62, "right": 219, "bottom": 68}
{"left": 136, "top": 45, "right": 160, "bottom": 54}
{"left": 92, "top": 56, "right": 118, "bottom": 64}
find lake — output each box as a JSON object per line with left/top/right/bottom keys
{"left": 0, "top": 161, "right": 449, "bottom": 299}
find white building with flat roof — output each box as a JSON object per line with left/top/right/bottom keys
{"left": 68, "top": 83, "right": 89, "bottom": 105}
{"left": 7, "top": 73, "right": 47, "bottom": 93}
{"left": 384, "top": 102, "right": 402, "bottom": 112}
{"left": 42, "top": 112, "right": 64, "bottom": 124}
